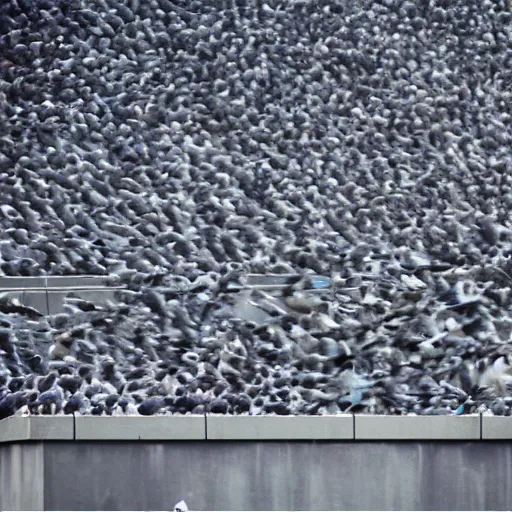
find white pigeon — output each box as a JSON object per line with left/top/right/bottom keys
{"left": 479, "top": 356, "right": 512, "bottom": 395}
{"left": 174, "top": 500, "right": 189, "bottom": 512}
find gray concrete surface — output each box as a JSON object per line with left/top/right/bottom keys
{"left": 29, "top": 416, "right": 74, "bottom": 440}
{"left": 37, "top": 441, "right": 512, "bottom": 510}
{"left": 355, "top": 414, "right": 481, "bottom": 440}
{"left": 44, "top": 276, "right": 108, "bottom": 287}
{"left": 0, "top": 276, "right": 108, "bottom": 289}
{"left": 2, "top": 414, "right": 512, "bottom": 510}
{"left": 0, "top": 416, "right": 73, "bottom": 443}
{"left": 207, "top": 415, "right": 353, "bottom": 440}
{"left": 481, "top": 416, "right": 512, "bottom": 439}
{"left": 0, "top": 442, "right": 44, "bottom": 511}
{"left": 75, "top": 416, "right": 206, "bottom": 440}
{"left": 23, "top": 290, "right": 50, "bottom": 316}
{"left": 1, "top": 290, "right": 24, "bottom": 301}
{"left": 3, "top": 288, "right": 123, "bottom": 315}
{"left": 3, "top": 415, "right": 505, "bottom": 442}
{"left": 0, "top": 277, "right": 46, "bottom": 289}
{"left": 0, "top": 416, "right": 31, "bottom": 443}
{"left": 46, "top": 289, "right": 120, "bottom": 315}
{"left": 246, "top": 274, "right": 300, "bottom": 286}
{"left": 0, "top": 274, "right": 124, "bottom": 316}
{"left": 1, "top": 273, "right": 333, "bottom": 321}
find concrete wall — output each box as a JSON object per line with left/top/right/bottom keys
{"left": 0, "top": 273, "right": 329, "bottom": 319}
{"left": 1, "top": 415, "right": 489, "bottom": 443}
{"left": 30, "top": 441, "right": 512, "bottom": 510}
{"left": 0, "top": 442, "right": 44, "bottom": 511}
{"left": 0, "top": 439, "right": 511, "bottom": 510}
{"left": 1, "top": 415, "right": 512, "bottom": 510}
{"left": 0, "top": 275, "right": 124, "bottom": 316}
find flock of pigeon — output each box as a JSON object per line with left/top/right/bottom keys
{"left": 1, "top": 0, "right": 512, "bottom": 419}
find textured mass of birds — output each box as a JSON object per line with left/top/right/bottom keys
{"left": 1, "top": 0, "right": 512, "bottom": 418}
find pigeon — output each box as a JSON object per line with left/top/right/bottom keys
{"left": 174, "top": 500, "right": 189, "bottom": 512}
{"left": 0, "top": 0, "right": 511, "bottom": 418}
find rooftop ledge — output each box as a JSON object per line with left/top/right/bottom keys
{"left": 1, "top": 414, "right": 510, "bottom": 442}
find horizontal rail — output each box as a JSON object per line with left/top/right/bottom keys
{"left": 0, "top": 286, "right": 126, "bottom": 292}
{"left": 227, "top": 284, "right": 335, "bottom": 294}
{"left": 0, "top": 276, "right": 112, "bottom": 288}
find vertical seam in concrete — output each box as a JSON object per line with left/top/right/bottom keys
{"left": 352, "top": 414, "right": 356, "bottom": 440}
{"left": 479, "top": 413, "right": 483, "bottom": 440}
{"left": 72, "top": 413, "right": 76, "bottom": 441}
{"left": 44, "top": 276, "right": 50, "bottom": 316}
{"left": 204, "top": 413, "right": 208, "bottom": 440}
